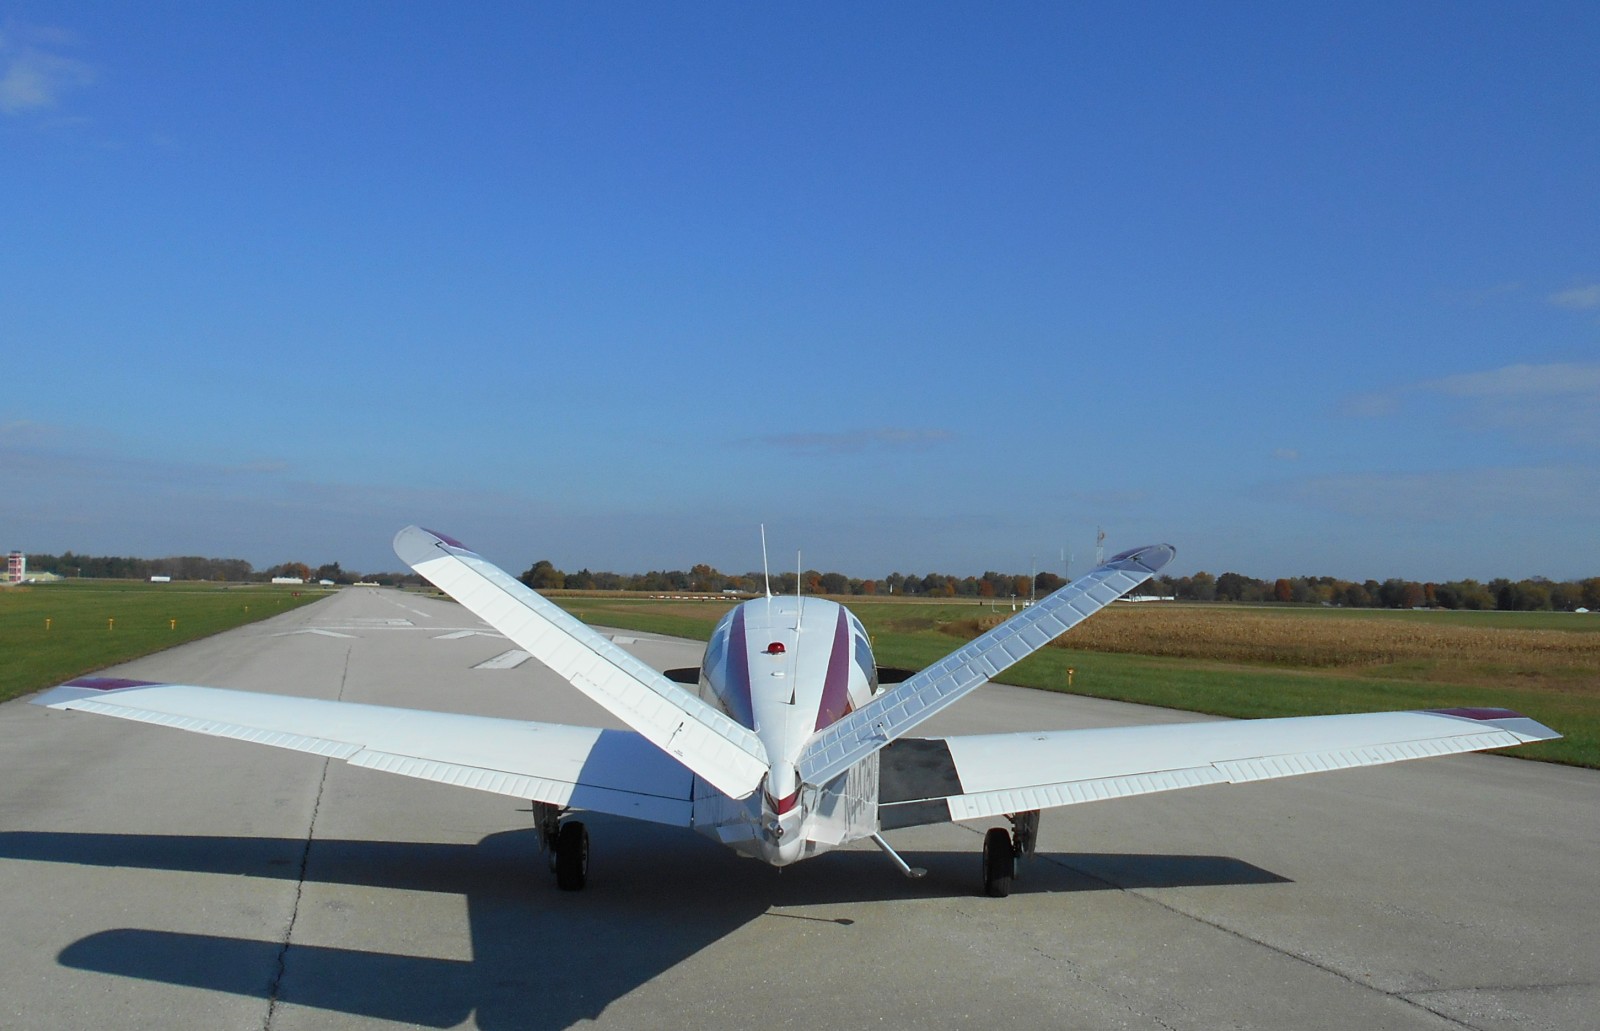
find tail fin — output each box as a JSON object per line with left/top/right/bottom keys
{"left": 394, "top": 526, "right": 768, "bottom": 799}
{"left": 795, "top": 543, "right": 1174, "bottom": 787}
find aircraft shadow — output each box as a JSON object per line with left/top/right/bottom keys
{"left": 2, "top": 824, "right": 1288, "bottom": 1030}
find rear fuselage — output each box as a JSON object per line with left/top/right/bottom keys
{"left": 692, "top": 596, "right": 880, "bottom": 864}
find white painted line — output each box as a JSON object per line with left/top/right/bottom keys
{"left": 610, "top": 636, "right": 637, "bottom": 645}
{"left": 434, "top": 630, "right": 484, "bottom": 640}
{"left": 473, "top": 649, "right": 532, "bottom": 670}
{"left": 272, "top": 628, "right": 357, "bottom": 639}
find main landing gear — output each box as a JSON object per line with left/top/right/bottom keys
{"left": 981, "top": 810, "right": 1040, "bottom": 898}
{"left": 532, "top": 802, "right": 589, "bottom": 891}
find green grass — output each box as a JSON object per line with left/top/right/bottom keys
{"left": 547, "top": 594, "right": 1597, "bottom": 768}
{"left": 1214, "top": 604, "right": 1600, "bottom": 633}
{"left": 0, "top": 580, "right": 329, "bottom": 703}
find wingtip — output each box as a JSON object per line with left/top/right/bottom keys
{"left": 1424, "top": 707, "right": 1562, "bottom": 743}
{"left": 393, "top": 525, "right": 476, "bottom": 569}
{"left": 1107, "top": 543, "right": 1176, "bottom": 574}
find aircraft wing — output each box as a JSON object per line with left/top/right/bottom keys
{"left": 797, "top": 543, "right": 1175, "bottom": 787}
{"left": 394, "top": 526, "right": 768, "bottom": 799}
{"left": 32, "top": 678, "right": 695, "bottom": 826}
{"left": 877, "top": 707, "right": 1560, "bottom": 829}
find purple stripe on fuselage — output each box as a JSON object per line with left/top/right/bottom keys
{"left": 816, "top": 607, "right": 853, "bottom": 731}
{"left": 64, "top": 677, "right": 162, "bottom": 691}
{"left": 724, "top": 606, "right": 755, "bottom": 729}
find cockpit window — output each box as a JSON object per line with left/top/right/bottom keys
{"left": 704, "top": 627, "right": 727, "bottom": 676}
{"left": 853, "top": 634, "right": 877, "bottom": 691}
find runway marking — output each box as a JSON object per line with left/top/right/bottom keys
{"left": 610, "top": 636, "right": 638, "bottom": 644}
{"left": 349, "top": 618, "right": 415, "bottom": 627}
{"left": 434, "top": 630, "right": 502, "bottom": 640}
{"left": 473, "top": 650, "right": 532, "bottom": 670}
{"left": 273, "top": 628, "right": 357, "bottom": 639}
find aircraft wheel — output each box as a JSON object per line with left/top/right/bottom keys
{"left": 982, "top": 826, "right": 1015, "bottom": 897}
{"left": 555, "top": 821, "right": 589, "bottom": 891}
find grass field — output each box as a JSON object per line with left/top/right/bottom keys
{"left": 6, "top": 580, "right": 1591, "bottom": 768}
{"left": 0, "top": 580, "right": 329, "bottom": 703}
{"left": 552, "top": 594, "right": 1598, "bottom": 768}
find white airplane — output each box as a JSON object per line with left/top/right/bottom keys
{"left": 33, "top": 527, "right": 1558, "bottom": 897}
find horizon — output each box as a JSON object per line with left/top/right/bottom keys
{"left": 3, "top": 5, "right": 1596, "bottom": 585}
{"left": 15, "top": 541, "right": 1598, "bottom": 591}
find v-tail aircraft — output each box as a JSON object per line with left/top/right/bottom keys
{"left": 34, "top": 527, "right": 1559, "bottom": 896}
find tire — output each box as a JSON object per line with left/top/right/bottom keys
{"left": 982, "top": 826, "right": 1015, "bottom": 898}
{"left": 555, "top": 821, "right": 589, "bottom": 891}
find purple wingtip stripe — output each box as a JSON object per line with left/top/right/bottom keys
{"left": 64, "top": 677, "right": 162, "bottom": 691}
{"left": 1426, "top": 706, "right": 1526, "bottom": 722}
{"left": 421, "top": 528, "right": 471, "bottom": 551}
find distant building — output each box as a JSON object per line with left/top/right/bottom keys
{"left": 6, "top": 551, "right": 24, "bottom": 583}
{"left": 271, "top": 576, "right": 305, "bottom": 585}
{"left": 150, "top": 575, "right": 172, "bottom": 583}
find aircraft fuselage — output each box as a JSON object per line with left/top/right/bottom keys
{"left": 694, "top": 595, "right": 880, "bottom": 865}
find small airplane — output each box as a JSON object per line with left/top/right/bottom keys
{"left": 33, "top": 527, "right": 1559, "bottom": 897}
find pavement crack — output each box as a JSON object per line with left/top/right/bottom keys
{"left": 1403, "top": 981, "right": 1593, "bottom": 997}
{"left": 1036, "top": 848, "right": 1486, "bottom": 1030}
{"left": 262, "top": 647, "right": 351, "bottom": 1031}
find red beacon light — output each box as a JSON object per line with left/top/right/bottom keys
{"left": 765, "top": 642, "right": 786, "bottom": 655}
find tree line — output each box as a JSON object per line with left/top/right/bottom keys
{"left": 24, "top": 553, "right": 423, "bottom": 587}
{"left": 518, "top": 560, "right": 1600, "bottom": 613}
{"left": 23, "top": 550, "right": 1599, "bottom": 612}
{"left": 1158, "top": 571, "right": 1600, "bottom": 612}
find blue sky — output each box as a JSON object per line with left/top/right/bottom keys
{"left": 2, "top": 3, "right": 1597, "bottom": 582}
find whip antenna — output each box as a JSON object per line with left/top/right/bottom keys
{"left": 760, "top": 524, "right": 772, "bottom": 598}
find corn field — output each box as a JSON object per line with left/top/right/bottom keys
{"left": 941, "top": 605, "right": 1600, "bottom": 690}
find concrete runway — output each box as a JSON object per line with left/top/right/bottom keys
{"left": 2, "top": 586, "right": 1595, "bottom": 1031}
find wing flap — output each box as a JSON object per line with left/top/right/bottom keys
{"left": 395, "top": 526, "right": 767, "bottom": 799}
{"left": 882, "top": 708, "right": 1559, "bottom": 827}
{"left": 797, "top": 543, "right": 1174, "bottom": 786}
{"left": 33, "top": 679, "right": 694, "bottom": 826}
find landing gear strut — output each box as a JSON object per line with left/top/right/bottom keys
{"left": 981, "top": 810, "right": 1040, "bottom": 898}
{"left": 532, "top": 801, "right": 589, "bottom": 891}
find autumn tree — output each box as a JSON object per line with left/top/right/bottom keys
{"left": 518, "top": 560, "right": 565, "bottom": 590}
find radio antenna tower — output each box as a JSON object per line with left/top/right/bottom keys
{"left": 1095, "top": 527, "right": 1106, "bottom": 567}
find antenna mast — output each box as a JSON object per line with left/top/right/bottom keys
{"left": 1095, "top": 527, "right": 1106, "bottom": 567}
{"left": 760, "top": 524, "right": 772, "bottom": 598}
